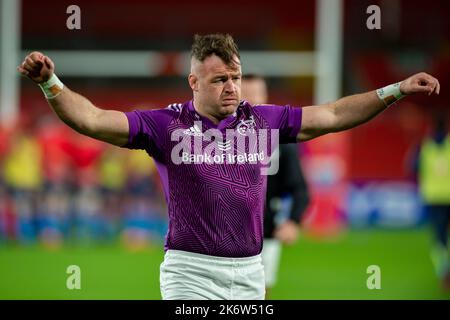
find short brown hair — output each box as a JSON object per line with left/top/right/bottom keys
{"left": 191, "top": 33, "right": 240, "bottom": 65}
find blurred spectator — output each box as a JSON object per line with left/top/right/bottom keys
{"left": 126, "top": 149, "right": 158, "bottom": 196}
{"left": 68, "top": 134, "right": 105, "bottom": 187}
{"left": 73, "top": 186, "right": 109, "bottom": 246}
{"left": 417, "top": 110, "right": 450, "bottom": 291}
{"left": 36, "top": 185, "right": 71, "bottom": 249}
{"left": 99, "top": 147, "right": 128, "bottom": 192}
{"left": 98, "top": 146, "right": 128, "bottom": 241}
{"left": 121, "top": 151, "right": 167, "bottom": 251}
{"left": 2, "top": 122, "right": 43, "bottom": 244}
{"left": 241, "top": 74, "right": 310, "bottom": 298}
{"left": 35, "top": 116, "right": 75, "bottom": 188}
{"left": 0, "top": 184, "right": 16, "bottom": 243}
{"left": 0, "top": 124, "right": 11, "bottom": 168}
{"left": 3, "top": 127, "right": 43, "bottom": 191}
{"left": 121, "top": 193, "right": 167, "bottom": 251}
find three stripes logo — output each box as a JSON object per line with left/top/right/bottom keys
{"left": 167, "top": 103, "right": 183, "bottom": 112}
{"left": 183, "top": 124, "right": 203, "bottom": 136}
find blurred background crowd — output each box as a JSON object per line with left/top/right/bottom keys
{"left": 0, "top": 116, "right": 168, "bottom": 249}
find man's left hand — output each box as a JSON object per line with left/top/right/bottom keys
{"left": 273, "top": 220, "right": 299, "bottom": 245}
{"left": 400, "top": 72, "right": 440, "bottom": 96}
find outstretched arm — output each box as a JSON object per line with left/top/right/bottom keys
{"left": 18, "top": 52, "right": 129, "bottom": 147}
{"left": 298, "top": 72, "right": 440, "bottom": 142}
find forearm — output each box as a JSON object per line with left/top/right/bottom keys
{"left": 47, "top": 86, "right": 102, "bottom": 136}
{"left": 299, "top": 72, "right": 439, "bottom": 141}
{"left": 299, "top": 90, "right": 390, "bottom": 141}
{"left": 44, "top": 84, "right": 129, "bottom": 146}
{"left": 18, "top": 52, "right": 129, "bottom": 146}
{"left": 329, "top": 90, "right": 386, "bottom": 132}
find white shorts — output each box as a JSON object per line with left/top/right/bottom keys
{"left": 261, "top": 239, "right": 282, "bottom": 288}
{"left": 160, "top": 249, "right": 265, "bottom": 300}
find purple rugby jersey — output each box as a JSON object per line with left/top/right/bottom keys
{"left": 122, "top": 100, "right": 302, "bottom": 257}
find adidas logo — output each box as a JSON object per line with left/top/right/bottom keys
{"left": 183, "top": 124, "right": 203, "bottom": 136}
{"left": 167, "top": 103, "right": 183, "bottom": 112}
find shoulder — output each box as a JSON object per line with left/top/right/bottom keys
{"left": 125, "top": 102, "right": 190, "bottom": 137}
{"left": 252, "top": 103, "right": 285, "bottom": 113}
{"left": 239, "top": 100, "right": 285, "bottom": 118}
{"left": 251, "top": 103, "right": 302, "bottom": 124}
{"left": 252, "top": 103, "right": 301, "bottom": 118}
{"left": 128, "top": 102, "right": 186, "bottom": 120}
{"left": 166, "top": 103, "right": 184, "bottom": 113}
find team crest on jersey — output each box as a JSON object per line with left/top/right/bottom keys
{"left": 237, "top": 115, "right": 255, "bottom": 136}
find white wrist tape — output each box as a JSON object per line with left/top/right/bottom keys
{"left": 38, "top": 74, "right": 64, "bottom": 99}
{"left": 376, "top": 82, "right": 406, "bottom": 107}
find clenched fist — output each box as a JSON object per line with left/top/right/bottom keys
{"left": 400, "top": 72, "right": 440, "bottom": 96}
{"left": 17, "top": 52, "right": 55, "bottom": 84}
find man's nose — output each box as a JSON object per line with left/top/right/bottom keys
{"left": 224, "top": 79, "right": 236, "bottom": 93}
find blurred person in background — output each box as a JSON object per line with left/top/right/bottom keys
{"left": 35, "top": 116, "right": 76, "bottom": 247}
{"left": 73, "top": 186, "right": 108, "bottom": 246}
{"left": 18, "top": 33, "right": 440, "bottom": 300}
{"left": 35, "top": 185, "right": 71, "bottom": 249}
{"left": 2, "top": 117, "right": 43, "bottom": 244}
{"left": 0, "top": 184, "right": 15, "bottom": 243}
{"left": 417, "top": 110, "right": 450, "bottom": 290}
{"left": 98, "top": 146, "right": 128, "bottom": 242}
{"left": 122, "top": 150, "right": 167, "bottom": 250}
{"left": 0, "top": 126, "right": 9, "bottom": 242}
{"left": 241, "top": 74, "right": 310, "bottom": 298}
{"left": 66, "top": 131, "right": 106, "bottom": 245}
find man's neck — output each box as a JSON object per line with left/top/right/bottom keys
{"left": 192, "top": 101, "right": 222, "bottom": 125}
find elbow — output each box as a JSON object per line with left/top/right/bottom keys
{"left": 63, "top": 109, "right": 99, "bottom": 137}
{"left": 77, "top": 121, "right": 95, "bottom": 136}
{"left": 324, "top": 103, "right": 342, "bottom": 133}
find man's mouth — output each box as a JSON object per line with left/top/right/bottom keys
{"left": 222, "top": 98, "right": 237, "bottom": 104}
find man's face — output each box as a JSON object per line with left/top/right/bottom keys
{"left": 189, "top": 54, "right": 242, "bottom": 121}
{"left": 241, "top": 78, "right": 268, "bottom": 105}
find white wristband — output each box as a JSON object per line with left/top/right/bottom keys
{"left": 38, "top": 74, "right": 64, "bottom": 99}
{"left": 376, "top": 82, "right": 406, "bottom": 107}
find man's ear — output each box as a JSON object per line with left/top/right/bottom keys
{"left": 188, "top": 74, "right": 198, "bottom": 91}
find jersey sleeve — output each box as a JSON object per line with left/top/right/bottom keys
{"left": 121, "top": 109, "right": 172, "bottom": 158}
{"left": 254, "top": 104, "right": 302, "bottom": 143}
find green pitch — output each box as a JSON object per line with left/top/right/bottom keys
{"left": 0, "top": 227, "right": 449, "bottom": 300}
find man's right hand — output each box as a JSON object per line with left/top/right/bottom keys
{"left": 273, "top": 220, "right": 299, "bottom": 245}
{"left": 17, "top": 52, "right": 55, "bottom": 84}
